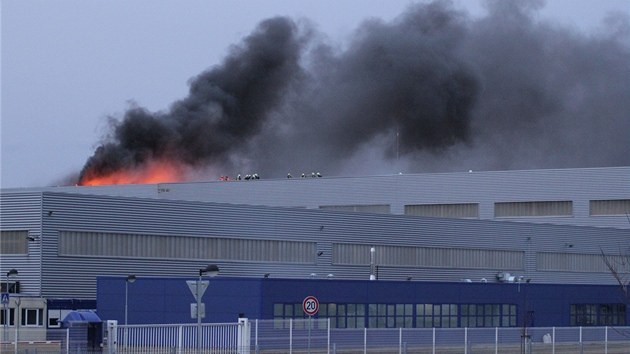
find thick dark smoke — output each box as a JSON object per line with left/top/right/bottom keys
{"left": 78, "top": 0, "right": 630, "bottom": 184}
{"left": 79, "top": 17, "right": 304, "bottom": 182}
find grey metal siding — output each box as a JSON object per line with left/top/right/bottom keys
{"left": 0, "top": 192, "right": 43, "bottom": 296}
{"left": 20, "top": 191, "right": 628, "bottom": 299}
{"left": 4, "top": 167, "right": 628, "bottom": 229}
{"left": 1, "top": 167, "right": 629, "bottom": 300}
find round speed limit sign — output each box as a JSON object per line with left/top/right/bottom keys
{"left": 302, "top": 296, "right": 319, "bottom": 316}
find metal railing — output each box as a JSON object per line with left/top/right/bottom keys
{"left": 250, "top": 321, "right": 630, "bottom": 354}
{"left": 14, "top": 320, "right": 630, "bottom": 353}
{"left": 112, "top": 321, "right": 244, "bottom": 353}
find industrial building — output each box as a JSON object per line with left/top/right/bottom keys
{"left": 1, "top": 167, "right": 629, "bottom": 341}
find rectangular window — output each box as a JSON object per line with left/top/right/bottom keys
{"left": 590, "top": 199, "right": 630, "bottom": 216}
{"left": 571, "top": 304, "right": 626, "bottom": 326}
{"left": 319, "top": 204, "right": 391, "bottom": 214}
{"left": 1, "top": 281, "right": 20, "bottom": 294}
{"left": 59, "top": 231, "right": 315, "bottom": 263}
{"left": 48, "top": 309, "right": 61, "bottom": 327}
{"left": 275, "top": 302, "right": 518, "bottom": 329}
{"left": 405, "top": 203, "right": 479, "bottom": 219}
{"left": 0, "top": 309, "right": 16, "bottom": 326}
{"left": 538, "top": 252, "right": 616, "bottom": 272}
{"left": 273, "top": 302, "right": 366, "bottom": 329}
{"left": 494, "top": 201, "right": 572, "bottom": 217}
{"left": 461, "top": 304, "right": 516, "bottom": 327}
{"left": 394, "top": 304, "right": 414, "bottom": 328}
{"left": 416, "top": 304, "right": 459, "bottom": 328}
{"left": 334, "top": 243, "right": 523, "bottom": 270}
{"left": 21, "top": 308, "right": 44, "bottom": 326}
{"left": 0, "top": 230, "right": 29, "bottom": 254}
{"left": 368, "top": 303, "right": 389, "bottom": 328}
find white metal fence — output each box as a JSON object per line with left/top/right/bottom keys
{"left": 106, "top": 319, "right": 630, "bottom": 354}
{"left": 5, "top": 320, "right": 630, "bottom": 353}
{"left": 109, "top": 320, "right": 246, "bottom": 353}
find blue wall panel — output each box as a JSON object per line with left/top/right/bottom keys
{"left": 97, "top": 277, "right": 262, "bottom": 324}
{"left": 97, "top": 277, "right": 627, "bottom": 328}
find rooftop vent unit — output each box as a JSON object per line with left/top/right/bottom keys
{"left": 496, "top": 272, "right": 516, "bottom": 282}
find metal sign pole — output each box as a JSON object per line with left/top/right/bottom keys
{"left": 197, "top": 274, "right": 202, "bottom": 354}
{"left": 3, "top": 303, "right": 7, "bottom": 343}
{"left": 302, "top": 296, "right": 319, "bottom": 354}
{"left": 3, "top": 292, "right": 8, "bottom": 342}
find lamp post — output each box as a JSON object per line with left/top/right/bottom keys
{"left": 4, "top": 269, "right": 18, "bottom": 342}
{"left": 125, "top": 275, "right": 136, "bottom": 325}
{"left": 123, "top": 275, "right": 135, "bottom": 351}
{"left": 197, "top": 265, "right": 219, "bottom": 354}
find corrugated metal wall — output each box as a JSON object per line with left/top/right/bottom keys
{"left": 20, "top": 191, "right": 629, "bottom": 299}
{"left": 0, "top": 192, "right": 43, "bottom": 296}
{"left": 2, "top": 167, "right": 629, "bottom": 300}
{"left": 4, "top": 167, "right": 628, "bottom": 228}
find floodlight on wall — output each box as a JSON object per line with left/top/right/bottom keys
{"left": 406, "top": 277, "right": 412, "bottom": 281}
{"left": 317, "top": 251, "right": 324, "bottom": 256}
{"left": 327, "top": 274, "right": 334, "bottom": 279}
{"left": 310, "top": 273, "right": 317, "bottom": 279}
{"left": 264, "top": 273, "right": 270, "bottom": 278}
{"left": 199, "top": 264, "right": 219, "bottom": 278}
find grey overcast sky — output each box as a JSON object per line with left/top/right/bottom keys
{"left": 2, "top": 0, "right": 629, "bottom": 188}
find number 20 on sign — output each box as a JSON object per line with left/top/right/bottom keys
{"left": 302, "top": 296, "right": 319, "bottom": 316}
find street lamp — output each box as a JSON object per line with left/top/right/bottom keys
{"left": 125, "top": 275, "right": 136, "bottom": 325}
{"left": 123, "top": 275, "right": 136, "bottom": 351}
{"left": 4, "top": 269, "right": 18, "bottom": 342}
{"left": 197, "top": 265, "right": 219, "bottom": 354}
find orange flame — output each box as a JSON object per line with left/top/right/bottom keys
{"left": 79, "top": 159, "right": 189, "bottom": 186}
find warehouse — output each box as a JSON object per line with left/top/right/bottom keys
{"left": 1, "top": 167, "right": 629, "bottom": 341}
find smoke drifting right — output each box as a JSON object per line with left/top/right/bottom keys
{"left": 77, "top": 1, "right": 630, "bottom": 186}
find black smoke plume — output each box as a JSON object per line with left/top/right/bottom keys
{"left": 78, "top": 0, "right": 629, "bottom": 184}
{"left": 79, "top": 17, "right": 304, "bottom": 183}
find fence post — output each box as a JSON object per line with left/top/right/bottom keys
{"left": 106, "top": 320, "right": 118, "bottom": 354}
{"left": 255, "top": 319, "right": 259, "bottom": 354}
{"left": 464, "top": 327, "right": 468, "bottom": 354}
{"left": 399, "top": 327, "right": 402, "bottom": 354}
{"left": 289, "top": 319, "right": 293, "bottom": 354}
{"left": 237, "top": 317, "right": 251, "bottom": 354}
{"left": 579, "top": 326, "right": 583, "bottom": 354}
{"left": 432, "top": 327, "right": 435, "bottom": 354}
{"left": 66, "top": 328, "right": 70, "bottom": 354}
{"left": 605, "top": 326, "right": 608, "bottom": 354}
{"left": 364, "top": 327, "right": 367, "bottom": 354}
{"left": 495, "top": 327, "right": 498, "bottom": 354}
{"left": 327, "top": 318, "right": 330, "bottom": 354}
{"left": 552, "top": 326, "right": 555, "bottom": 354}
{"left": 178, "top": 325, "right": 183, "bottom": 354}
